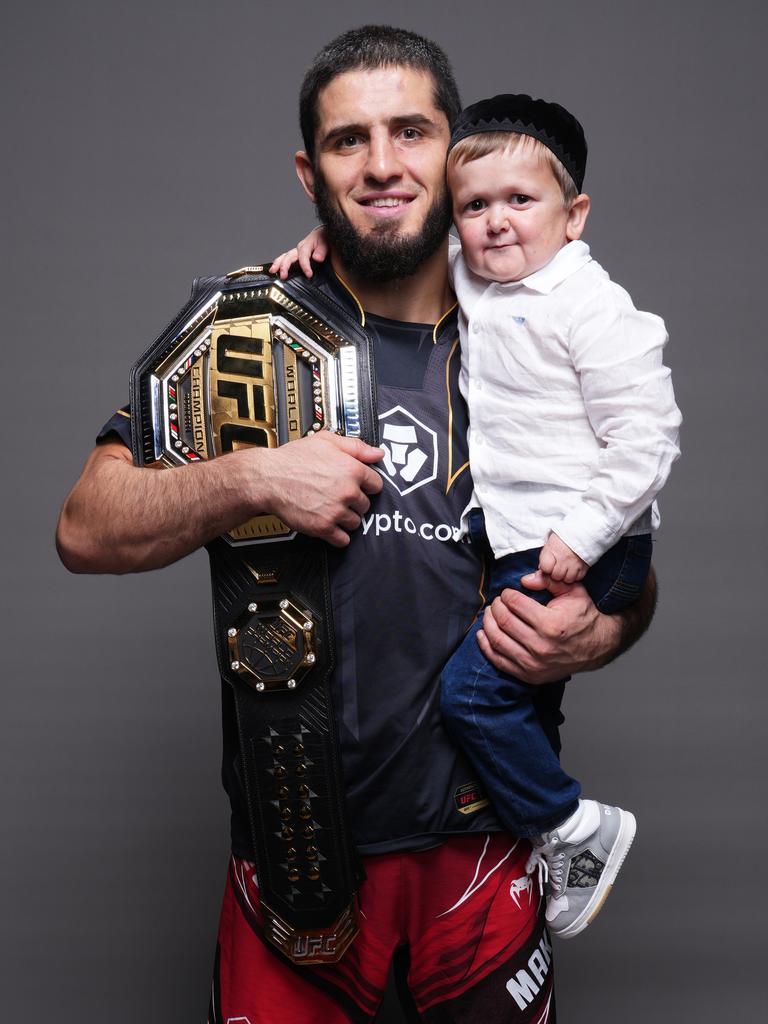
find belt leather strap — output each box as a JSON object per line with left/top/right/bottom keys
{"left": 208, "top": 533, "right": 363, "bottom": 961}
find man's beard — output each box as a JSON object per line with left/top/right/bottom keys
{"left": 313, "top": 170, "right": 452, "bottom": 284}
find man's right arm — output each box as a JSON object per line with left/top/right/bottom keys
{"left": 56, "top": 434, "right": 383, "bottom": 574}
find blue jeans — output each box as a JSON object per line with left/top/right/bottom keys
{"left": 441, "top": 510, "right": 652, "bottom": 837}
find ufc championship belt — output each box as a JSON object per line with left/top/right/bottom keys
{"left": 129, "top": 267, "right": 378, "bottom": 964}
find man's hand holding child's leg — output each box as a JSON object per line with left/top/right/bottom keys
{"left": 539, "top": 532, "right": 589, "bottom": 583}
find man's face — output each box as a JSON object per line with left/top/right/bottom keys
{"left": 296, "top": 66, "right": 453, "bottom": 282}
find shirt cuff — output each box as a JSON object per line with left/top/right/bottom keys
{"left": 551, "top": 504, "right": 623, "bottom": 566}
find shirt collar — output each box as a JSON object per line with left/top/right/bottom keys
{"left": 308, "top": 262, "right": 458, "bottom": 341}
{"left": 515, "top": 240, "right": 592, "bottom": 294}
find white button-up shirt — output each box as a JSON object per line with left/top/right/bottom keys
{"left": 450, "top": 239, "right": 682, "bottom": 564}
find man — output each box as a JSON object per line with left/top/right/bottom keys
{"left": 57, "top": 26, "right": 655, "bottom": 1024}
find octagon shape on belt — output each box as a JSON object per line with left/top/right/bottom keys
{"left": 130, "top": 274, "right": 369, "bottom": 545}
{"left": 227, "top": 596, "right": 317, "bottom": 693}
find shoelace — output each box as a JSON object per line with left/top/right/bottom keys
{"left": 526, "top": 842, "right": 566, "bottom": 896}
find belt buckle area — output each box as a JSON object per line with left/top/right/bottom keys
{"left": 262, "top": 897, "right": 360, "bottom": 965}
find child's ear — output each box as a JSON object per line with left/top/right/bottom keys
{"left": 565, "top": 193, "right": 591, "bottom": 240}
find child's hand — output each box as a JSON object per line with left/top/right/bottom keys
{"left": 269, "top": 226, "right": 329, "bottom": 280}
{"left": 538, "top": 533, "right": 589, "bottom": 584}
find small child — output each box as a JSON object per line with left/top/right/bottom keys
{"left": 272, "top": 93, "right": 681, "bottom": 939}
{"left": 440, "top": 94, "right": 680, "bottom": 938}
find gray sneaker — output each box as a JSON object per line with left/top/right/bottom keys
{"left": 526, "top": 800, "right": 637, "bottom": 939}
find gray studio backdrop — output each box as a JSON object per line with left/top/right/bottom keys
{"left": 3, "top": 1, "right": 766, "bottom": 1020}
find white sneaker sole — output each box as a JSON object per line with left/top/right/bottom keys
{"left": 551, "top": 808, "right": 637, "bottom": 940}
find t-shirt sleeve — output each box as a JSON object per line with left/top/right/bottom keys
{"left": 96, "top": 404, "right": 132, "bottom": 449}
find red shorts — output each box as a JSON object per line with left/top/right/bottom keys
{"left": 209, "top": 833, "right": 555, "bottom": 1023}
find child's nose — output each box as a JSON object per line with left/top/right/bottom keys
{"left": 488, "top": 206, "right": 511, "bottom": 233}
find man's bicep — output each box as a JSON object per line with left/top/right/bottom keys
{"left": 87, "top": 440, "right": 164, "bottom": 476}
{"left": 89, "top": 439, "right": 133, "bottom": 466}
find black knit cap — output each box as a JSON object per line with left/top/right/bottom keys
{"left": 448, "top": 93, "right": 587, "bottom": 192}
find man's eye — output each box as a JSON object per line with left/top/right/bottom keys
{"left": 337, "top": 135, "right": 360, "bottom": 149}
{"left": 400, "top": 127, "right": 421, "bottom": 140}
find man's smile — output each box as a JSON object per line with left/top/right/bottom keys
{"left": 356, "top": 192, "right": 417, "bottom": 218}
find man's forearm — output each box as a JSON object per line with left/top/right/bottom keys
{"left": 56, "top": 443, "right": 257, "bottom": 573}
{"left": 57, "top": 433, "right": 384, "bottom": 575}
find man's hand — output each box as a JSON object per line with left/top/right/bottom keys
{"left": 539, "top": 532, "right": 589, "bottom": 583}
{"left": 477, "top": 573, "right": 621, "bottom": 684}
{"left": 269, "top": 226, "right": 329, "bottom": 279}
{"left": 250, "top": 432, "right": 383, "bottom": 547}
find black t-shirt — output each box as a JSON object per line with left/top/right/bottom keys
{"left": 99, "top": 268, "right": 531, "bottom": 855}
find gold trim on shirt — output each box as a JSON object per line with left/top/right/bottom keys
{"left": 444, "top": 337, "right": 469, "bottom": 494}
{"left": 333, "top": 271, "right": 366, "bottom": 327}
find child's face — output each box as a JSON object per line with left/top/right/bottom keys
{"left": 449, "top": 145, "right": 587, "bottom": 283}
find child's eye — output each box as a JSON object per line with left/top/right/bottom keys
{"left": 466, "top": 199, "right": 486, "bottom": 213}
{"left": 510, "top": 194, "right": 532, "bottom": 205}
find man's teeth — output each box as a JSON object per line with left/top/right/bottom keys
{"left": 366, "top": 198, "right": 408, "bottom": 207}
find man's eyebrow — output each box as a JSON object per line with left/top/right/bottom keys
{"left": 389, "top": 113, "right": 440, "bottom": 130}
{"left": 320, "top": 122, "right": 366, "bottom": 146}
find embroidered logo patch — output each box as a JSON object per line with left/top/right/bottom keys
{"left": 567, "top": 849, "right": 605, "bottom": 888}
{"left": 453, "top": 781, "right": 490, "bottom": 815}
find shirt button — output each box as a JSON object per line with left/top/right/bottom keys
{"left": 475, "top": 433, "right": 483, "bottom": 445}
{"left": 472, "top": 322, "right": 481, "bottom": 334}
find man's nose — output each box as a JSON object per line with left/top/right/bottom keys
{"left": 364, "top": 133, "right": 403, "bottom": 182}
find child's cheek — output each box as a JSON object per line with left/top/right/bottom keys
{"left": 458, "top": 226, "right": 483, "bottom": 270}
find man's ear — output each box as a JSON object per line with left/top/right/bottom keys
{"left": 565, "top": 193, "right": 591, "bottom": 241}
{"left": 295, "top": 151, "right": 316, "bottom": 202}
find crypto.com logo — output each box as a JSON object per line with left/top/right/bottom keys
{"left": 378, "top": 405, "right": 438, "bottom": 496}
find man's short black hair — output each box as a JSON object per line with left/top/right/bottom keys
{"left": 299, "top": 25, "right": 461, "bottom": 161}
